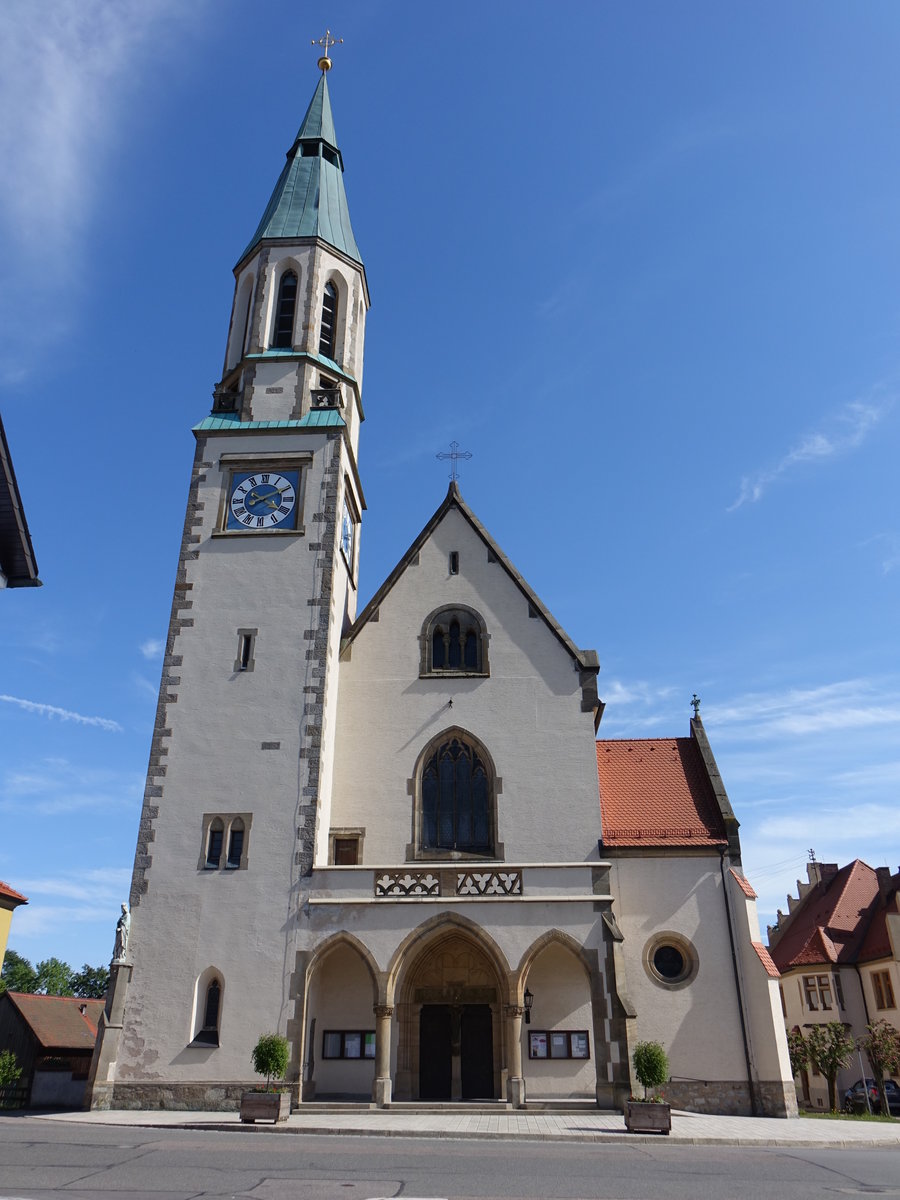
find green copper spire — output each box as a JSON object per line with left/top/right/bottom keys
{"left": 241, "top": 74, "right": 362, "bottom": 266}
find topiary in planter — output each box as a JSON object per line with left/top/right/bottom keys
{"left": 632, "top": 1040, "right": 669, "bottom": 1100}
{"left": 251, "top": 1033, "right": 289, "bottom": 1092}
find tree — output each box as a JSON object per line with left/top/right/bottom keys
{"left": 632, "top": 1040, "right": 669, "bottom": 1100}
{"left": 250, "top": 1033, "right": 289, "bottom": 1091}
{"left": 787, "top": 1027, "right": 809, "bottom": 1079}
{"left": 0, "top": 950, "right": 38, "bottom": 994}
{"left": 861, "top": 1020, "right": 900, "bottom": 1116}
{"left": 33, "top": 958, "right": 74, "bottom": 997}
{"left": 71, "top": 964, "right": 109, "bottom": 999}
{"left": 805, "top": 1021, "right": 855, "bottom": 1112}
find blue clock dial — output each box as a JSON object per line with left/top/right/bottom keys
{"left": 227, "top": 470, "right": 298, "bottom": 531}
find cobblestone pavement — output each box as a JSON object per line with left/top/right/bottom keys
{"left": 28, "top": 1107, "right": 900, "bottom": 1147}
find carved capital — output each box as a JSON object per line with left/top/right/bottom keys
{"left": 374, "top": 1004, "right": 394, "bottom": 1020}
{"left": 505, "top": 1004, "right": 525, "bottom": 1020}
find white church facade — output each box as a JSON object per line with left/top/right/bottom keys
{"left": 88, "top": 64, "right": 796, "bottom": 1118}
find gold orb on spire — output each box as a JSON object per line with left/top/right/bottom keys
{"left": 312, "top": 29, "right": 343, "bottom": 73}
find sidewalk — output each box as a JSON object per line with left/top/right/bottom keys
{"left": 27, "top": 1106, "right": 900, "bottom": 1148}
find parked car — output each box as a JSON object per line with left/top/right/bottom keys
{"left": 842, "top": 1078, "right": 900, "bottom": 1115}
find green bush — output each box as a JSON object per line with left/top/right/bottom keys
{"left": 632, "top": 1041, "right": 669, "bottom": 1099}
{"left": 0, "top": 1050, "right": 22, "bottom": 1087}
{"left": 250, "top": 1033, "right": 289, "bottom": 1091}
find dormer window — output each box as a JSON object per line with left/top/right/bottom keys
{"left": 421, "top": 606, "right": 489, "bottom": 677}
{"left": 271, "top": 271, "right": 298, "bottom": 349}
{"left": 319, "top": 282, "right": 337, "bottom": 358}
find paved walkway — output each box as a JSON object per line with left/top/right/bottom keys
{"left": 27, "top": 1106, "right": 900, "bottom": 1148}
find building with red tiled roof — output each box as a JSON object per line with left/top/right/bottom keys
{"left": 0, "top": 992, "right": 104, "bottom": 1108}
{"left": 0, "top": 880, "right": 28, "bottom": 975}
{"left": 768, "top": 859, "right": 900, "bottom": 1111}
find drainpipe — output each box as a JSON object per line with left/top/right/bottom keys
{"left": 719, "top": 847, "right": 759, "bottom": 1116}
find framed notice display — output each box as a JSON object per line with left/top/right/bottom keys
{"left": 528, "top": 1031, "right": 548, "bottom": 1059}
{"left": 528, "top": 1030, "right": 591, "bottom": 1060}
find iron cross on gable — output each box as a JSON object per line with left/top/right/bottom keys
{"left": 436, "top": 441, "right": 473, "bottom": 482}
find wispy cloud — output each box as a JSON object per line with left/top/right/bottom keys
{"left": 1, "top": 758, "right": 141, "bottom": 815}
{"left": 10, "top": 867, "right": 132, "bottom": 954}
{"left": 0, "top": 1, "right": 205, "bottom": 380}
{"left": 0, "top": 693, "right": 122, "bottom": 732}
{"left": 139, "top": 638, "right": 164, "bottom": 660}
{"left": 728, "top": 397, "right": 891, "bottom": 511}
{"left": 710, "top": 678, "right": 900, "bottom": 741}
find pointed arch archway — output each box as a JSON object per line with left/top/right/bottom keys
{"left": 388, "top": 913, "right": 512, "bottom": 1101}
{"left": 301, "top": 931, "right": 381, "bottom": 1102}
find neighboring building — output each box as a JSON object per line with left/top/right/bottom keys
{"left": 769, "top": 859, "right": 900, "bottom": 1109}
{"left": 0, "top": 992, "right": 103, "bottom": 1108}
{"left": 0, "top": 881, "right": 28, "bottom": 972}
{"left": 0, "top": 411, "right": 40, "bottom": 589}
{"left": 87, "top": 64, "right": 795, "bottom": 1118}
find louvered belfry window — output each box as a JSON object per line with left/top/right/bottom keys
{"left": 272, "top": 271, "right": 298, "bottom": 348}
{"left": 319, "top": 281, "right": 337, "bottom": 357}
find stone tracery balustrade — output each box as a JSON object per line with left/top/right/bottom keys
{"left": 456, "top": 870, "right": 522, "bottom": 896}
{"left": 374, "top": 871, "right": 440, "bottom": 897}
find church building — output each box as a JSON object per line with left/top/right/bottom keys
{"left": 88, "top": 58, "right": 795, "bottom": 1118}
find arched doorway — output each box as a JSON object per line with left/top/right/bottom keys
{"left": 394, "top": 929, "right": 505, "bottom": 1101}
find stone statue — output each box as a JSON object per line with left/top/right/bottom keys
{"left": 113, "top": 903, "right": 131, "bottom": 962}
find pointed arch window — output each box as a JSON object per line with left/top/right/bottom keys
{"left": 421, "top": 606, "right": 489, "bottom": 676}
{"left": 271, "top": 270, "right": 298, "bottom": 349}
{"left": 319, "top": 281, "right": 337, "bottom": 358}
{"left": 416, "top": 733, "right": 498, "bottom": 857}
{"left": 205, "top": 819, "right": 224, "bottom": 869}
{"left": 191, "top": 973, "right": 222, "bottom": 1046}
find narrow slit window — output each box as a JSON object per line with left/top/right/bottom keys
{"left": 449, "top": 551, "right": 459, "bottom": 575}
{"left": 272, "top": 271, "right": 298, "bottom": 349}
{"left": 206, "top": 822, "right": 224, "bottom": 869}
{"left": 319, "top": 281, "right": 337, "bottom": 358}
{"left": 239, "top": 634, "right": 252, "bottom": 670}
{"left": 226, "top": 819, "right": 244, "bottom": 869}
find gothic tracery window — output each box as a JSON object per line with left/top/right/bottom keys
{"left": 419, "top": 734, "right": 494, "bottom": 855}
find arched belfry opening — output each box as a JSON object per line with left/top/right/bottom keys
{"left": 391, "top": 923, "right": 508, "bottom": 1101}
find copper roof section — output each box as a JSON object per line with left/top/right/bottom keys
{"left": 769, "top": 860, "right": 880, "bottom": 971}
{"left": 596, "top": 735, "right": 728, "bottom": 848}
{"left": 4, "top": 993, "right": 104, "bottom": 1051}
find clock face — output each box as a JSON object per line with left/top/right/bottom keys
{"left": 340, "top": 498, "right": 355, "bottom": 561}
{"left": 227, "top": 470, "right": 299, "bottom": 531}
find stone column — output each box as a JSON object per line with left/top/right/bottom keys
{"left": 505, "top": 1004, "right": 526, "bottom": 1108}
{"left": 372, "top": 1004, "right": 394, "bottom": 1107}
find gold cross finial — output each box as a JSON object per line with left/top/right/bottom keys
{"left": 312, "top": 29, "right": 343, "bottom": 73}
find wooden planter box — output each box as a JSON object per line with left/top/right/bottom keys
{"left": 239, "top": 1090, "right": 291, "bottom": 1124}
{"left": 624, "top": 1100, "right": 671, "bottom": 1134}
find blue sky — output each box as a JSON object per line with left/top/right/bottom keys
{"left": 1, "top": 0, "right": 898, "bottom": 971}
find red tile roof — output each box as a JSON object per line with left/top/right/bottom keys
{"left": 596, "top": 737, "right": 727, "bottom": 848}
{"left": 769, "top": 860, "right": 879, "bottom": 972}
{"left": 751, "top": 942, "right": 781, "bottom": 978}
{"left": 4, "top": 993, "right": 104, "bottom": 1051}
{"left": 731, "top": 869, "right": 758, "bottom": 899}
{"left": 0, "top": 880, "right": 28, "bottom": 906}
{"left": 858, "top": 885, "right": 900, "bottom": 963}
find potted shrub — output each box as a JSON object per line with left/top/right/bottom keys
{"left": 624, "top": 1040, "right": 671, "bottom": 1134}
{"left": 239, "top": 1033, "right": 291, "bottom": 1123}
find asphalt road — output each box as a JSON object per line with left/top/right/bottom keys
{"left": 2, "top": 1120, "right": 900, "bottom": 1200}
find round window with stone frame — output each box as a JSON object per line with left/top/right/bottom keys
{"left": 643, "top": 933, "right": 698, "bottom": 990}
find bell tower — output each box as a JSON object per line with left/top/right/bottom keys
{"left": 88, "top": 56, "right": 369, "bottom": 1108}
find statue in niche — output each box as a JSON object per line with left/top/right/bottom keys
{"left": 113, "top": 903, "right": 131, "bottom": 962}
